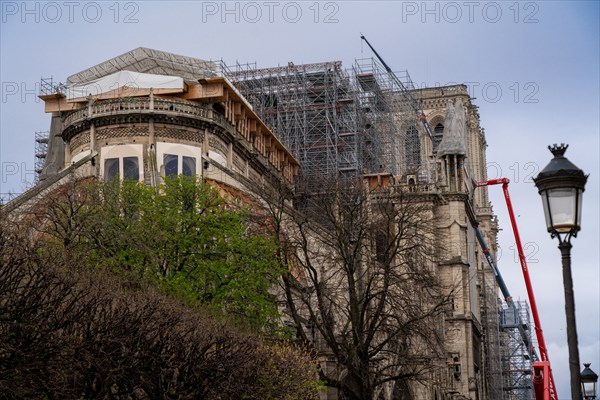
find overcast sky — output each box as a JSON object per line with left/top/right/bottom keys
{"left": 1, "top": 1, "right": 598, "bottom": 398}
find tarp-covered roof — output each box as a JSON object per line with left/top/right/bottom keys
{"left": 67, "top": 70, "right": 184, "bottom": 99}
{"left": 67, "top": 47, "right": 217, "bottom": 84}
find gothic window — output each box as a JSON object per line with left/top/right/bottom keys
{"left": 182, "top": 156, "right": 196, "bottom": 177}
{"left": 164, "top": 153, "right": 197, "bottom": 177}
{"left": 164, "top": 154, "right": 178, "bottom": 178}
{"left": 433, "top": 123, "right": 444, "bottom": 152}
{"left": 104, "top": 158, "right": 119, "bottom": 180}
{"left": 104, "top": 156, "right": 140, "bottom": 181}
{"left": 101, "top": 144, "right": 143, "bottom": 182}
{"left": 375, "top": 232, "right": 389, "bottom": 263}
{"left": 123, "top": 157, "right": 139, "bottom": 181}
{"left": 405, "top": 126, "right": 421, "bottom": 169}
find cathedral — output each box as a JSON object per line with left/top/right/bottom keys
{"left": 3, "top": 48, "right": 532, "bottom": 400}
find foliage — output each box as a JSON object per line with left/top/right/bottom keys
{"left": 0, "top": 216, "right": 320, "bottom": 399}
{"left": 32, "top": 176, "right": 283, "bottom": 331}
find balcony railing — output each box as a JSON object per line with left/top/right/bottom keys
{"left": 63, "top": 98, "right": 216, "bottom": 127}
{"left": 60, "top": 97, "right": 293, "bottom": 184}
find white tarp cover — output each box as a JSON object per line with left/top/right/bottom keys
{"left": 67, "top": 70, "right": 184, "bottom": 100}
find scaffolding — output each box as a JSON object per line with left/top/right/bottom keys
{"left": 480, "top": 266, "right": 505, "bottom": 399}
{"left": 500, "top": 301, "right": 536, "bottom": 400}
{"left": 352, "top": 58, "right": 396, "bottom": 175}
{"left": 221, "top": 60, "right": 356, "bottom": 187}
{"left": 40, "top": 77, "right": 66, "bottom": 96}
{"left": 34, "top": 131, "right": 49, "bottom": 182}
{"left": 220, "top": 58, "right": 417, "bottom": 188}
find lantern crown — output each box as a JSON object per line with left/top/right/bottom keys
{"left": 534, "top": 144, "right": 587, "bottom": 192}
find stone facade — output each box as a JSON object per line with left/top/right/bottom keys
{"left": 407, "top": 85, "right": 501, "bottom": 399}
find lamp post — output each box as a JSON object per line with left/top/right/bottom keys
{"left": 581, "top": 363, "right": 598, "bottom": 399}
{"left": 534, "top": 144, "right": 588, "bottom": 400}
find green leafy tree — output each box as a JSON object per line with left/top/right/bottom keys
{"left": 34, "top": 176, "right": 284, "bottom": 331}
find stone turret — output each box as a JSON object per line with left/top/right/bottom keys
{"left": 437, "top": 98, "right": 467, "bottom": 158}
{"left": 438, "top": 98, "right": 467, "bottom": 192}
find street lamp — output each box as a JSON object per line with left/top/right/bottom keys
{"left": 534, "top": 143, "right": 588, "bottom": 400}
{"left": 581, "top": 363, "right": 598, "bottom": 399}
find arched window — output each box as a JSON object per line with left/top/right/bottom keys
{"left": 104, "top": 158, "right": 119, "bottom": 180}
{"left": 164, "top": 154, "right": 197, "bottom": 178}
{"left": 405, "top": 126, "right": 421, "bottom": 169}
{"left": 182, "top": 156, "right": 196, "bottom": 177}
{"left": 102, "top": 156, "right": 140, "bottom": 181}
{"left": 433, "top": 123, "right": 444, "bottom": 152}
{"left": 164, "top": 154, "right": 179, "bottom": 178}
{"left": 100, "top": 144, "right": 143, "bottom": 182}
{"left": 122, "top": 157, "right": 140, "bottom": 181}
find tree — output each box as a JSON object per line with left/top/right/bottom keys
{"left": 261, "top": 176, "right": 452, "bottom": 400}
{"left": 30, "top": 176, "right": 284, "bottom": 331}
{"left": 1, "top": 195, "right": 320, "bottom": 400}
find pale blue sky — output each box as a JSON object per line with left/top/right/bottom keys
{"left": 1, "top": 2, "right": 598, "bottom": 398}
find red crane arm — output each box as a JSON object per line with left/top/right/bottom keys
{"left": 478, "top": 178, "right": 557, "bottom": 400}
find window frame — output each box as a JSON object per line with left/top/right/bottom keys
{"left": 100, "top": 144, "right": 143, "bottom": 182}
{"left": 156, "top": 142, "right": 202, "bottom": 178}
{"left": 404, "top": 126, "right": 421, "bottom": 169}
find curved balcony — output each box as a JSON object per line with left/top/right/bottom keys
{"left": 60, "top": 96, "right": 296, "bottom": 185}
{"left": 62, "top": 97, "right": 229, "bottom": 132}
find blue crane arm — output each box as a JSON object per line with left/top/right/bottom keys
{"left": 475, "top": 226, "right": 539, "bottom": 361}
{"left": 475, "top": 227, "right": 511, "bottom": 301}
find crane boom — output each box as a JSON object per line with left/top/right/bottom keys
{"left": 475, "top": 227, "right": 539, "bottom": 362}
{"left": 360, "top": 34, "right": 434, "bottom": 141}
